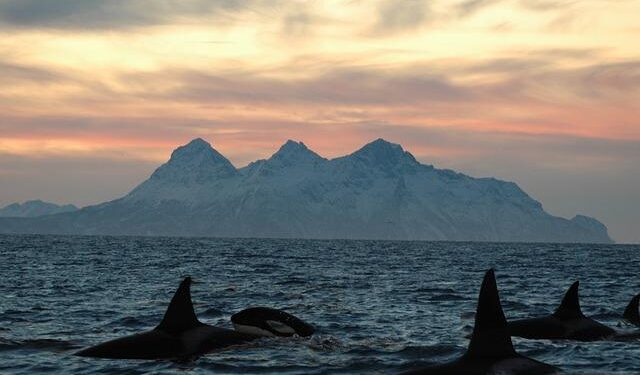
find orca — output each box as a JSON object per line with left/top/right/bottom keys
{"left": 401, "top": 269, "right": 559, "bottom": 375}
{"left": 508, "top": 281, "right": 640, "bottom": 341}
{"left": 76, "top": 277, "right": 313, "bottom": 360}
{"left": 231, "top": 306, "right": 314, "bottom": 337}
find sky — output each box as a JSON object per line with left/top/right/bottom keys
{"left": 0, "top": 0, "right": 639, "bottom": 242}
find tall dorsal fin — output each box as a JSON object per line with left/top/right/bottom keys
{"left": 465, "top": 269, "right": 516, "bottom": 358}
{"left": 553, "top": 281, "right": 584, "bottom": 319}
{"left": 156, "top": 277, "right": 201, "bottom": 334}
{"left": 623, "top": 294, "right": 640, "bottom": 327}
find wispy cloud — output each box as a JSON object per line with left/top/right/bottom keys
{"left": 1, "top": 0, "right": 639, "bottom": 240}
{"left": 455, "top": 0, "right": 501, "bottom": 17}
{"left": 371, "top": 0, "right": 431, "bottom": 34}
{"left": 0, "top": 61, "right": 67, "bottom": 84}
{"left": 0, "top": 0, "right": 250, "bottom": 30}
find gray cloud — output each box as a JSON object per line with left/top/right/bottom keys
{"left": 372, "top": 0, "right": 431, "bottom": 34}
{"left": 4, "top": 49, "right": 638, "bottom": 112}
{"left": 455, "top": 0, "right": 500, "bottom": 17}
{"left": 454, "top": 0, "right": 575, "bottom": 18}
{"left": 0, "top": 114, "right": 212, "bottom": 141}
{"left": 0, "top": 0, "right": 586, "bottom": 36}
{"left": 143, "top": 67, "right": 471, "bottom": 106}
{"left": 105, "top": 54, "right": 640, "bottom": 111}
{"left": 0, "top": 61, "right": 67, "bottom": 84}
{"left": 0, "top": 0, "right": 254, "bottom": 30}
{"left": 347, "top": 120, "right": 640, "bottom": 166}
{"left": 281, "top": 8, "right": 314, "bottom": 37}
{"left": 552, "top": 61, "right": 640, "bottom": 99}
{"left": 520, "top": 0, "right": 574, "bottom": 12}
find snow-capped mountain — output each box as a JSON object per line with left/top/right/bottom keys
{"left": 0, "top": 138, "right": 612, "bottom": 243}
{"left": 0, "top": 200, "right": 77, "bottom": 218}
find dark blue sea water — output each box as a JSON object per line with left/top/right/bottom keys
{"left": 1, "top": 235, "right": 639, "bottom": 374}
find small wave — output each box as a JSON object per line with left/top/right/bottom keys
{"left": 102, "top": 315, "right": 148, "bottom": 328}
{"left": 427, "top": 293, "right": 465, "bottom": 301}
{"left": 0, "top": 337, "right": 79, "bottom": 353}
{"left": 394, "top": 344, "right": 460, "bottom": 359}
{"left": 0, "top": 309, "right": 31, "bottom": 323}
{"left": 200, "top": 307, "right": 223, "bottom": 317}
{"left": 460, "top": 311, "right": 475, "bottom": 320}
{"left": 592, "top": 312, "right": 620, "bottom": 320}
{"left": 276, "top": 278, "right": 307, "bottom": 286}
{"left": 415, "top": 287, "right": 457, "bottom": 294}
{"left": 500, "top": 300, "right": 531, "bottom": 310}
{"left": 305, "top": 335, "right": 344, "bottom": 351}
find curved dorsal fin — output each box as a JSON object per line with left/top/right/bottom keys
{"left": 465, "top": 269, "right": 516, "bottom": 358}
{"left": 623, "top": 294, "right": 640, "bottom": 327}
{"left": 553, "top": 281, "right": 584, "bottom": 319}
{"left": 156, "top": 277, "right": 201, "bottom": 334}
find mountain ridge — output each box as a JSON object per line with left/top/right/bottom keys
{"left": 0, "top": 138, "right": 612, "bottom": 243}
{"left": 0, "top": 200, "right": 78, "bottom": 218}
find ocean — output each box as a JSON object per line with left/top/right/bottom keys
{"left": 1, "top": 234, "right": 639, "bottom": 374}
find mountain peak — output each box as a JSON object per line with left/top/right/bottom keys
{"left": 268, "top": 140, "right": 325, "bottom": 166}
{"left": 184, "top": 137, "right": 210, "bottom": 148}
{"left": 170, "top": 138, "right": 215, "bottom": 160}
{"left": 149, "top": 138, "right": 238, "bottom": 183}
{"left": 168, "top": 138, "right": 229, "bottom": 163}
{"left": 280, "top": 139, "right": 308, "bottom": 153}
{"left": 349, "top": 138, "right": 418, "bottom": 169}
{"left": 371, "top": 138, "right": 395, "bottom": 146}
{"left": 357, "top": 138, "right": 404, "bottom": 154}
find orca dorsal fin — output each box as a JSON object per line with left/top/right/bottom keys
{"left": 623, "top": 294, "right": 640, "bottom": 327}
{"left": 553, "top": 281, "right": 585, "bottom": 319}
{"left": 156, "top": 277, "right": 201, "bottom": 334}
{"left": 465, "top": 269, "right": 516, "bottom": 358}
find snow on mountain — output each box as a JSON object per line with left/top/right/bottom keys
{"left": 0, "top": 200, "right": 77, "bottom": 218}
{"left": 125, "top": 138, "right": 238, "bottom": 204}
{"left": 0, "top": 138, "right": 612, "bottom": 243}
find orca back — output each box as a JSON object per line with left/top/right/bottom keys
{"left": 76, "top": 329, "right": 181, "bottom": 359}
{"left": 464, "top": 269, "right": 516, "bottom": 359}
{"left": 509, "top": 280, "right": 619, "bottom": 341}
{"left": 156, "top": 276, "right": 202, "bottom": 334}
{"left": 401, "top": 270, "right": 558, "bottom": 375}
{"left": 507, "top": 316, "right": 568, "bottom": 340}
{"left": 552, "top": 281, "right": 584, "bottom": 320}
{"left": 76, "top": 277, "right": 204, "bottom": 359}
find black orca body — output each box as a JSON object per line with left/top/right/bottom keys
{"left": 75, "top": 324, "right": 256, "bottom": 360}
{"left": 401, "top": 270, "right": 559, "bottom": 375}
{"left": 76, "top": 278, "right": 312, "bottom": 360}
{"left": 508, "top": 282, "right": 640, "bottom": 341}
{"left": 232, "top": 307, "right": 315, "bottom": 337}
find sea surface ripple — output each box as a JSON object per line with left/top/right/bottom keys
{"left": 1, "top": 235, "right": 639, "bottom": 374}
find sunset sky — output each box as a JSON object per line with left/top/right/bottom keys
{"left": 0, "top": 0, "right": 639, "bottom": 242}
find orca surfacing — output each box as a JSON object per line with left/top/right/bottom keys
{"left": 401, "top": 269, "right": 559, "bottom": 375}
{"left": 76, "top": 277, "right": 313, "bottom": 360}
{"left": 231, "top": 307, "right": 315, "bottom": 337}
{"left": 508, "top": 281, "right": 640, "bottom": 341}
